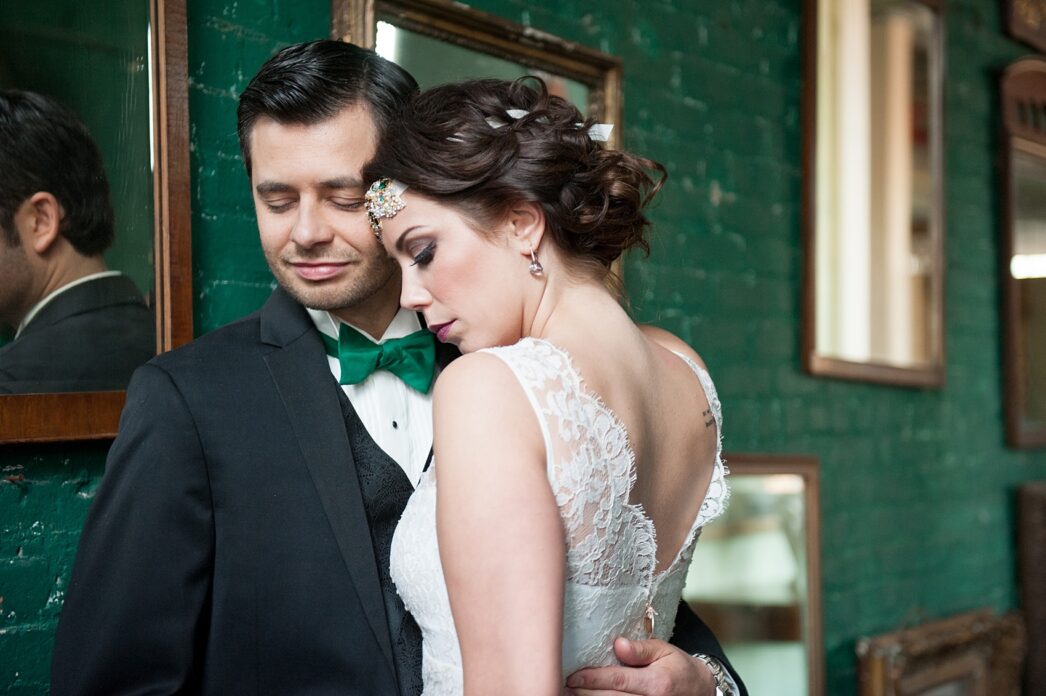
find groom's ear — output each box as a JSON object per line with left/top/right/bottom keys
{"left": 502, "top": 201, "right": 545, "bottom": 256}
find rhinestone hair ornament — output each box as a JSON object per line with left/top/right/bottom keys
{"left": 364, "top": 177, "right": 409, "bottom": 241}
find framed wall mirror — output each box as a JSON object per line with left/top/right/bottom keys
{"left": 802, "top": 0, "right": 945, "bottom": 387}
{"left": 331, "top": 0, "right": 621, "bottom": 141}
{"left": 1000, "top": 56, "right": 1046, "bottom": 448}
{"left": 682, "top": 454, "right": 824, "bottom": 696}
{"left": 0, "top": 0, "right": 191, "bottom": 442}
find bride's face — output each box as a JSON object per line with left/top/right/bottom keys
{"left": 380, "top": 192, "right": 531, "bottom": 353}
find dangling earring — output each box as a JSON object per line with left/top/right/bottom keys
{"left": 528, "top": 246, "right": 544, "bottom": 277}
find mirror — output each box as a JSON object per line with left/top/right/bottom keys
{"left": 0, "top": 0, "right": 191, "bottom": 441}
{"left": 332, "top": 0, "right": 621, "bottom": 138}
{"left": 682, "top": 454, "right": 823, "bottom": 696}
{"left": 802, "top": 0, "right": 945, "bottom": 387}
{"left": 1001, "top": 56, "right": 1046, "bottom": 448}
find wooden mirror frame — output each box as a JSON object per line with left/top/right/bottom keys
{"left": 801, "top": 0, "right": 946, "bottom": 388}
{"left": 331, "top": 0, "right": 622, "bottom": 142}
{"left": 721, "top": 453, "right": 825, "bottom": 696}
{"left": 1000, "top": 56, "right": 1046, "bottom": 449}
{"left": 0, "top": 0, "right": 192, "bottom": 443}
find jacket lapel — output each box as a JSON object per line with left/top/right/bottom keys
{"left": 260, "top": 289, "right": 396, "bottom": 673}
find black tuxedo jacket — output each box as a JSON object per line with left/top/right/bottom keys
{"left": 51, "top": 288, "right": 743, "bottom": 695}
{"left": 0, "top": 274, "right": 155, "bottom": 393}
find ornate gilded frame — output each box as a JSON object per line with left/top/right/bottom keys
{"left": 0, "top": 0, "right": 192, "bottom": 443}
{"left": 857, "top": 610, "right": 1025, "bottom": 696}
{"left": 1005, "top": 0, "right": 1046, "bottom": 53}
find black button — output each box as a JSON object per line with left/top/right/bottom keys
{"left": 392, "top": 420, "right": 398, "bottom": 429}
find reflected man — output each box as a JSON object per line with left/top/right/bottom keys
{"left": 0, "top": 90, "right": 154, "bottom": 393}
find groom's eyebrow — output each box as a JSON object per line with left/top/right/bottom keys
{"left": 254, "top": 177, "right": 366, "bottom": 195}
{"left": 318, "top": 176, "right": 365, "bottom": 191}
{"left": 255, "top": 181, "right": 292, "bottom": 195}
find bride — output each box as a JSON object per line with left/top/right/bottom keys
{"left": 363, "top": 77, "right": 730, "bottom": 696}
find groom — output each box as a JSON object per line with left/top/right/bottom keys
{"left": 51, "top": 40, "right": 743, "bottom": 696}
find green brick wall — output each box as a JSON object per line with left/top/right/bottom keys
{"left": 3, "top": 1, "right": 1046, "bottom": 694}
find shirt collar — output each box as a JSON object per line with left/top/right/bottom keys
{"left": 306, "top": 306, "right": 422, "bottom": 344}
{"left": 16, "top": 270, "right": 123, "bottom": 338}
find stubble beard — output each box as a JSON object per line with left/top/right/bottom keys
{"left": 267, "top": 248, "right": 399, "bottom": 313}
{"left": 0, "top": 237, "right": 33, "bottom": 328}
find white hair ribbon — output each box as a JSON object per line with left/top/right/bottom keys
{"left": 585, "top": 123, "right": 614, "bottom": 142}
{"left": 481, "top": 108, "right": 613, "bottom": 142}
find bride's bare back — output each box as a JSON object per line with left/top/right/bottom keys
{"left": 543, "top": 317, "right": 720, "bottom": 575}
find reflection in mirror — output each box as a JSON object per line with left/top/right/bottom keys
{"left": 682, "top": 456, "right": 823, "bottom": 696}
{"left": 804, "top": 0, "right": 944, "bottom": 386}
{"left": 0, "top": 0, "right": 156, "bottom": 393}
{"left": 1012, "top": 149, "right": 1046, "bottom": 431}
{"left": 1001, "top": 56, "right": 1046, "bottom": 448}
{"left": 374, "top": 21, "right": 590, "bottom": 112}
{"left": 334, "top": 0, "right": 620, "bottom": 138}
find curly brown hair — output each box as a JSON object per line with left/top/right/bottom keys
{"left": 363, "top": 77, "right": 666, "bottom": 272}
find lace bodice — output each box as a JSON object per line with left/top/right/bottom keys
{"left": 389, "top": 338, "right": 728, "bottom": 694}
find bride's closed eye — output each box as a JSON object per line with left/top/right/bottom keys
{"left": 410, "top": 241, "right": 436, "bottom": 267}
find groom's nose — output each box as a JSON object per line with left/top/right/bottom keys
{"left": 290, "top": 199, "right": 334, "bottom": 248}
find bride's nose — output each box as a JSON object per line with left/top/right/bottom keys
{"left": 400, "top": 274, "right": 432, "bottom": 311}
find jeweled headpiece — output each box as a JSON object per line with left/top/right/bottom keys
{"left": 364, "top": 177, "right": 408, "bottom": 241}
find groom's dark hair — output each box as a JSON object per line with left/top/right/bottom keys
{"left": 0, "top": 90, "right": 115, "bottom": 254}
{"left": 236, "top": 39, "right": 418, "bottom": 176}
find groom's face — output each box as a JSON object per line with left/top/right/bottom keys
{"left": 249, "top": 104, "right": 398, "bottom": 315}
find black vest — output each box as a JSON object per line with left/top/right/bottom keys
{"left": 337, "top": 387, "right": 424, "bottom": 696}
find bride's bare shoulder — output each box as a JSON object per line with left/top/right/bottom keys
{"left": 637, "top": 324, "right": 707, "bottom": 371}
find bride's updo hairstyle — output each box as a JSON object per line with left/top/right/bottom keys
{"left": 364, "top": 77, "right": 666, "bottom": 274}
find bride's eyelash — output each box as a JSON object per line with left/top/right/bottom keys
{"left": 411, "top": 242, "right": 436, "bottom": 267}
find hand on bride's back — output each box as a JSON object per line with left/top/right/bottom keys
{"left": 565, "top": 637, "right": 717, "bottom": 696}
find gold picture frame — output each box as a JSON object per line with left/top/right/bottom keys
{"left": 857, "top": 610, "right": 1025, "bottom": 696}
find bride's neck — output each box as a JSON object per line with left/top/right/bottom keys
{"left": 526, "top": 274, "right": 630, "bottom": 343}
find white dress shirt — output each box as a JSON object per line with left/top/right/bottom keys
{"left": 307, "top": 307, "right": 434, "bottom": 487}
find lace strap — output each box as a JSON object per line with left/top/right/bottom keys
{"left": 475, "top": 344, "right": 557, "bottom": 480}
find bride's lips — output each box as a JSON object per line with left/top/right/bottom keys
{"left": 427, "top": 320, "right": 456, "bottom": 343}
{"left": 290, "top": 262, "right": 349, "bottom": 281}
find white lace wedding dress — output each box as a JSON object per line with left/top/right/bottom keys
{"left": 389, "top": 338, "right": 729, "bottom": 695}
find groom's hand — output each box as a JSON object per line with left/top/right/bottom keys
{"left": 565, "top": 637, "right": 717, "bottom": 696}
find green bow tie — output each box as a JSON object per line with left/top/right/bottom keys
{"left": 320, "top": 323, "right": 437, "bottom": 393}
